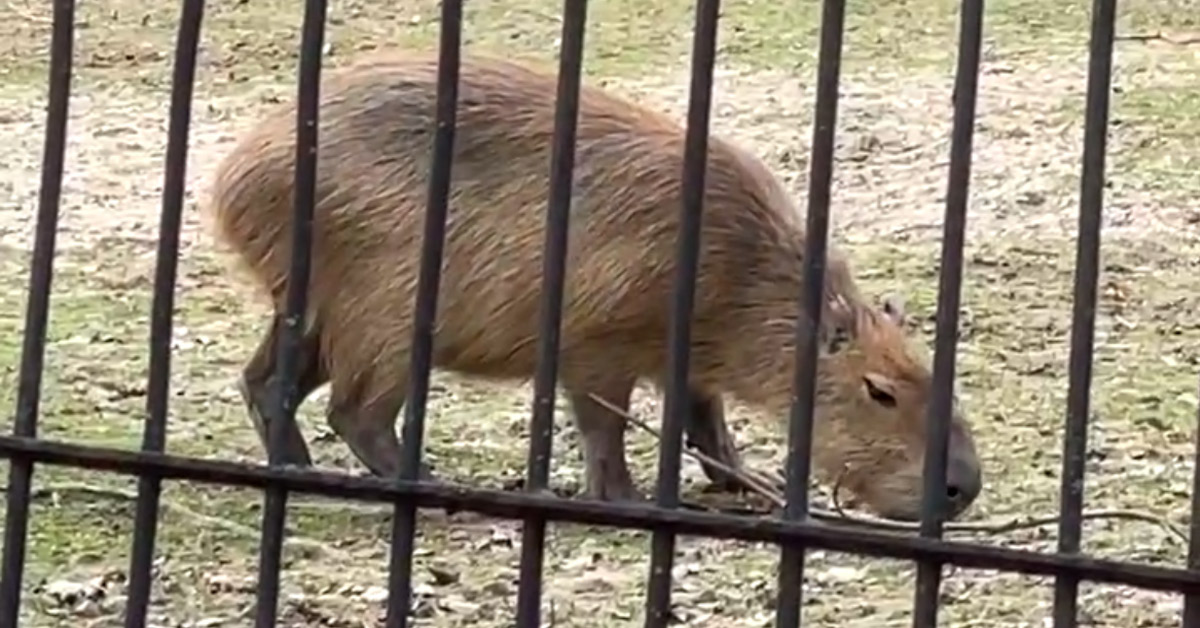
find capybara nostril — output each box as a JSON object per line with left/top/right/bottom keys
{"left": 944, "top": 454, "right": 982, "bottom": 515}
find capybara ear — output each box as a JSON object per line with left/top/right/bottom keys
{"left": 827, "top": 293, "right": 853, "bottom": 321}
{"left": 880, "top": 293, "right": 907, "bottom": 327}
{"left": 824, "top": 294, "right": 858, "bottom": 348}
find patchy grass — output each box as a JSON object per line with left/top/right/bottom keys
{"left": 1, "top": 0, "right": 1199, "bottom": 626}
{"left": 1110, "top": 59, "right": 1200, "bottom": 210}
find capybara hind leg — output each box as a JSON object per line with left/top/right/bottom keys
{"left": 682, "top": 389, "right": 747, "bottom": 492}
{"left": 566, "top": 380, "right": 640, "bottom": 502}
{"left": 240, "top": 318, "right": 327, "bottom": 467}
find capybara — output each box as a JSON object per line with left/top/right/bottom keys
{"left": 202, "top": 48, "right": 983, "bottom": 521}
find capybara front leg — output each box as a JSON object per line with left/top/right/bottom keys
{"left": 326, "top": 372, "right": 406, "bottom": 477}
{"left": 681, "top": 388, "right": 748, "bottom": 492}
{"left": 566, "top": 380, "right": 640, "bottom": 502}
{"left": 325, "top": 372, "right": 436, "bottom": 480}
{"left": 240, "top": 317, "right": 327, "bottom": 467}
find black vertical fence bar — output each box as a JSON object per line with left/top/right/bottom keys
{"left": 643, "top": 0, "right": 721, "bottom": 625}
{"left": 911, "top": 0, "right": 985, "bottom": 625}
{"left": 383, "top": 2, "right": 462, "bottom": 626}
{"left": 1052, "top": 0, "right": 1117, "bottom": 624}
{"left": 0, "top": 0, "right": 75, "bottom": 624}
{"left": 514, "top": 0, "right": 588, "bottom": 625}
{"left": 123, "top": 1, "right": 206, "bottom": 626}
{"left": 253, "top": 0, "right": 327, "bottom": 626}
{"left": 1185, "top": 375, "right": 1200, "bottom": 627}
{"left": 773, "top": 0, "right": 847, "bottom": 625}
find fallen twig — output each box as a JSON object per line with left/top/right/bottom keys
{"left": 4, "top": 2, "right": 52, "bottom": 25}
{"left": 1116, "top": 32, "right": 1200, "bottom": 46}
{"left": 588, "top": 393, "right": 786, "bottom": 501}
{"left": 588, "top": 393, "right": 1190, "bottom": 544}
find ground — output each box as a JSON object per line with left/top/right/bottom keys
{"left": 0, "top": 0, "right": 1198, "bottom": 626}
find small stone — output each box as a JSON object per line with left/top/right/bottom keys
{"left": 43, "top": 581, "right": 87, "bottom": 606}
{"left": 361, "top": 586, "right": 389, "bottom": 604}
{"left": 428, "top": 564, "right": 459, "bottom": 586}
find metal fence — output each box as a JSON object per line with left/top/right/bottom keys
{"left": 1, "top": 0, "right": 1197, "bottom": 627}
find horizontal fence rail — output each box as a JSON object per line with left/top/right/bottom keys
{"left": 2, "top": 0, "right": 1196, "bottom": 626}
{"left": 3, "top": 436, "right": 1200, "bottom": 593}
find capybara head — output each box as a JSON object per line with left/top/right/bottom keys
{"left": 807, "top": 294, "right": 982, "bottom": 522}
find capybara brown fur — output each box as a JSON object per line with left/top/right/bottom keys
{"left": 202, "top": 48, "right": 983, "bottom": 521}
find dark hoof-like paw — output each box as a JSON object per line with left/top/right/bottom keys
{"left": 264, "top": 450, "right": 314, "bottom": 469}
{"left": 355, "top": 461, "right": 437, "bottom": 482}
{"left": 416, "top": 461, "right": 437, "bottom": 482}
{"left": 583, "top": 483, "right": 643, "bottom": 503}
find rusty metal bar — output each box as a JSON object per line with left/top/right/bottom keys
{"left": 911, "top": 0, "right": 985, "bottom": 624}
{"left": 643, "top": 0, "right": 722, "bottom": 625}
{"left": 252, "top": 0, "right": 328, "bottom": 625}
{"left": 383, "top": 2, "right": 463, "bottom": 626}
{"left": 513, "top": 0, "right": 589, "bottom": 625}
{"left": 1185, "top": 376, "right": 1200, "bottom": 627}
{"left": 1052, "top": 0, "right": 1117, "bottom": 625}
{"left": 774, "top": 0, "right": 847, "bottom": 625}
{"left": 0, "top": 0, "right": 76, "bottom": 623}
{"left": 122, "top": 1, "right": 207, "bottom": 625}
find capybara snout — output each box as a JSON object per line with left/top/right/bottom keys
{"left": 203, "top": 48, "right": 983, "bottom": 521}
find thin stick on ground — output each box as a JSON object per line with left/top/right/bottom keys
{"left": 587, "top": 393, "right": 1190, "bottom": 544}
{"left": 1115, "top": 31, "right": 1200, "bottom": 46}
{"left": 3, "top": 1, "right": 52, "bottom": 25}
{"left": 14, "top": 481, "right": 356, "bottom": 562}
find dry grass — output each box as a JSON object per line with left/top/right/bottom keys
{"left": 0, "top": 0, "right": 1198, "bottom": 626}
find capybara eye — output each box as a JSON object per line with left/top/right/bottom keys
{"left": 863, "top": 377, "right": 897, "bottom": 408}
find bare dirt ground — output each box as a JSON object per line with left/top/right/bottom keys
{"left": 0, "top": 0, "right": 1198, "bottom": 626}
